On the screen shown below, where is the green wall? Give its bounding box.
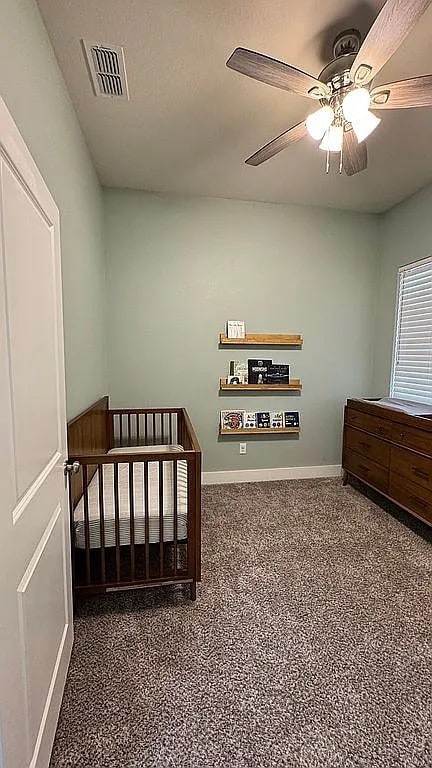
[105,190,379,472]
[373,183,432,397]
[0,0,106,418]
[4,0,427,443]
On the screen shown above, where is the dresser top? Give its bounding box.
[347,397,432,431]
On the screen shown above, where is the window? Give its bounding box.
[390,257,432,404]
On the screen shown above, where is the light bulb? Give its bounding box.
[352,111,381,143]
[342,87,370,123]
[319,125,343,152]
[306,106,334,141]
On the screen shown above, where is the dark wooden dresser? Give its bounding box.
[342,398,432,526]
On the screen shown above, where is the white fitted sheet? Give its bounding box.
[74,445,188,549]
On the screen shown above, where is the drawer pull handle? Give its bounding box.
[399,432,406,440]
[409,495,428,510]
[358,441,369,450]
[412,467,429,480]
[358,464,370,474]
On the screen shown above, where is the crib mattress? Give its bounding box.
[74,445,188,549]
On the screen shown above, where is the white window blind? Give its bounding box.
[390,257,432,404]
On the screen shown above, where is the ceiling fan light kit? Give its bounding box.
[226,0,432,177]
[341,87,370,122]
[352,111,382,143]
[305,106,334,140]
[319,125,343,153]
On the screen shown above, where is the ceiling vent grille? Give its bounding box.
[82,40,129,99]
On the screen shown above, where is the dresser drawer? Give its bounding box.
[390,446,432,492]
[344,449,389,493]
[390,473,432,525]
[391,424,432,457]
[344,426,390,467]
[345,408,392,439]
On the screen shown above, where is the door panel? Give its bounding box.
[0,97,73,768]
[17,507,66,753]
[2,163,59,499]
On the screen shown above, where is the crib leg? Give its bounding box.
[342,471,349,487]
[189,581,197,601]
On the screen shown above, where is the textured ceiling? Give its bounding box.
[37,0,432,212]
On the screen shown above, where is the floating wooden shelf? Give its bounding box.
[220,427,300,435]
[219,333,303,346]
[219,378,302,391]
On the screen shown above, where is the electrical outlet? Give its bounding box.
[239,442,247,455]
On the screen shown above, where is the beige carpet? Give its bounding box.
[50,478,432,768]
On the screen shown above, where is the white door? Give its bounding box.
[0,98,73,768]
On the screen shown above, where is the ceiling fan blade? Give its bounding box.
[245,121,307,166]
[343,130,367,176]
[350,0,432,86]
[371,74,432,108]
[227,48,330,99]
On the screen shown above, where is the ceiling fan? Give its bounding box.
[226,0,432,175]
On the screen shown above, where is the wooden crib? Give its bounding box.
[67,396,201,601]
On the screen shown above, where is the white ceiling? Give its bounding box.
[37,0,432,213]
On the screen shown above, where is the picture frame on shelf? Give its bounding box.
[267,364,290,385]
[257,412,271,429]
[284,412,300,428]
[270,411,283,428]
[244,412,257,429]
[248,359,272,384]
[220,410,245,430]
[229,360,248,384]
[227,320,246,339]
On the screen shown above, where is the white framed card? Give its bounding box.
[227,320,245,339]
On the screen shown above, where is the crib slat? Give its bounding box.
[152,413,156,444]
[144,414,148,445]
[161,414,165,444]
[68,469,76,585]
[187,457,197,582]
[173,460,178,577]
[114,463,121,581]
[129,462,135,580]
[144,462,150,579]
[119,414,123,447]
[169,413,173,445]
[82,465,91,585]
[159,460,164,577]
[128,413,132,445]
[136,414,140,445]
[98,464,106,584]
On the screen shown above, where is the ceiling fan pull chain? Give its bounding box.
[339,140,344,174]
[325,150,330,174]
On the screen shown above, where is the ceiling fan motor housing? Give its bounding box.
[319,30,364,95]
[317,31,367,138]
[333,29,362,59]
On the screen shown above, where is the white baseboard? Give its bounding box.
[202,465,342,485]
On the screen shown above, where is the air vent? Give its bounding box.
[82,40,129,99]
